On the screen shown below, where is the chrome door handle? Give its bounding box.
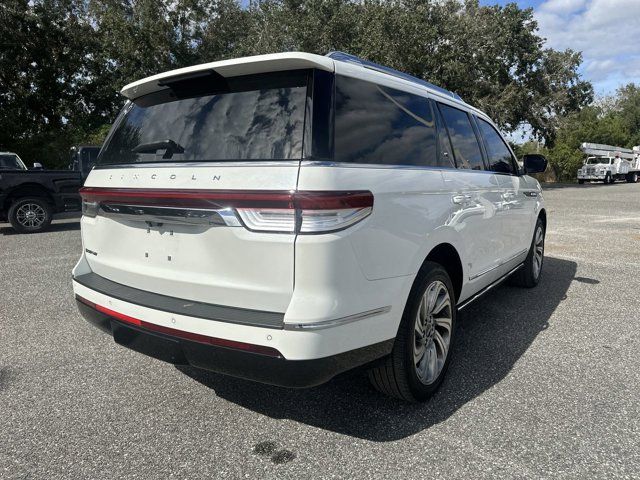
[452,194,472,205]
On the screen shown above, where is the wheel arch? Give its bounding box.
[538,208,547,230]
[421,243,463,303]
[3,183,55,211]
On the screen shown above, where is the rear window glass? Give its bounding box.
[334,75,438,167]
[98,71,308,165]
[0,154,24,170]
[438,103,485,170]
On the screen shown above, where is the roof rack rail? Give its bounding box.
[326,51,463,102]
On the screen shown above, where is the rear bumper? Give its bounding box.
[76,299,393,388]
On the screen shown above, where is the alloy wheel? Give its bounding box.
[413,280,453,385]
[532,225,544,279]
[15,203,46,228]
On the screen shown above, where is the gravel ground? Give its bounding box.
[1,182,639,479]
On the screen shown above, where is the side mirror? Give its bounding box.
[32,162,43,170]
[522,154,547,174]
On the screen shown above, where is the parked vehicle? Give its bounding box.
[72,52,547,402]
[0,152,29,171]
[0,146,99,233]
[577,143,640,184]
[69,145,100,178]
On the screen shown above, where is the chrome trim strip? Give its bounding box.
[283,306,392,331]
[301,160,452,171]
[458,264,524,311]
[300,160,520,176]
[93,160,301,169]
[468,248,528,281]
[99,203,241,227]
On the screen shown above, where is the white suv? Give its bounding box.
[72,52,547,402]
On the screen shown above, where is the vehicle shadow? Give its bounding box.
[178,256,577,442]
[0,220,80,235]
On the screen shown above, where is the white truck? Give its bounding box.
[577,143,640,184]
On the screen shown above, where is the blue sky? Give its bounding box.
[480,0,640,97]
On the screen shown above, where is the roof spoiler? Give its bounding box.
[120,52,334,100]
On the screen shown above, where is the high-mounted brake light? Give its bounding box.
[79,188,374,234]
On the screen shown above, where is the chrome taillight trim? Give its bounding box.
[98,203,242,227]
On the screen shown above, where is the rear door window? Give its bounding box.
[477,118,516,174]
[98,71,308,165]
[438,103,485,170]
[334,75,440,167]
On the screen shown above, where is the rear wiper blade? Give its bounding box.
[132,139,185,159]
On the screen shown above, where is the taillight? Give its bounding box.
[237,191,374,234]
[81,200,99,218]
[299,207,372,233]
[236,208,296,233]
[79,188,373,234]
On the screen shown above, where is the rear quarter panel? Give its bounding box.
[292,163,466,342]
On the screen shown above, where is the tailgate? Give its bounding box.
[80,164,299,313]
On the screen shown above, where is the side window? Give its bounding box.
[477,118,516,174]
[438,103,485,170]
[433,103,455,168]
[334,75,439,167]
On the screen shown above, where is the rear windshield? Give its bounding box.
[98,71,308,165]
[0,154,25,170]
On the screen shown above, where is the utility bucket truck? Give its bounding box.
[577,143,640,184]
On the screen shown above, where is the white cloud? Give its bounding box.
[535,0,640,94]
[539,0,587,14]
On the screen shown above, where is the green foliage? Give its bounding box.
[1,0,595,168]
[614,84,640,147]
[531,84,640,181]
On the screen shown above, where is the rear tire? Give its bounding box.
[8,197,53,233]
[627,173,638,183]
[368,262,456,402]
[578,179,584,184]
[509,218,545,288]
[605,173,612,184]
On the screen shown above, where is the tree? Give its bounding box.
[0,0,96,166]
[529,83,640,181]
[614,84,640,147]
[234,0,593,145]
[0,0,594,168]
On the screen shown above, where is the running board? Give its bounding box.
[457,263,524,311]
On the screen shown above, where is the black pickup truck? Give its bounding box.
[0,146,99,233]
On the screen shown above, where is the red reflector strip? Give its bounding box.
[76,294,96,309]
[75,295,282,357]
[79,187,373,210]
